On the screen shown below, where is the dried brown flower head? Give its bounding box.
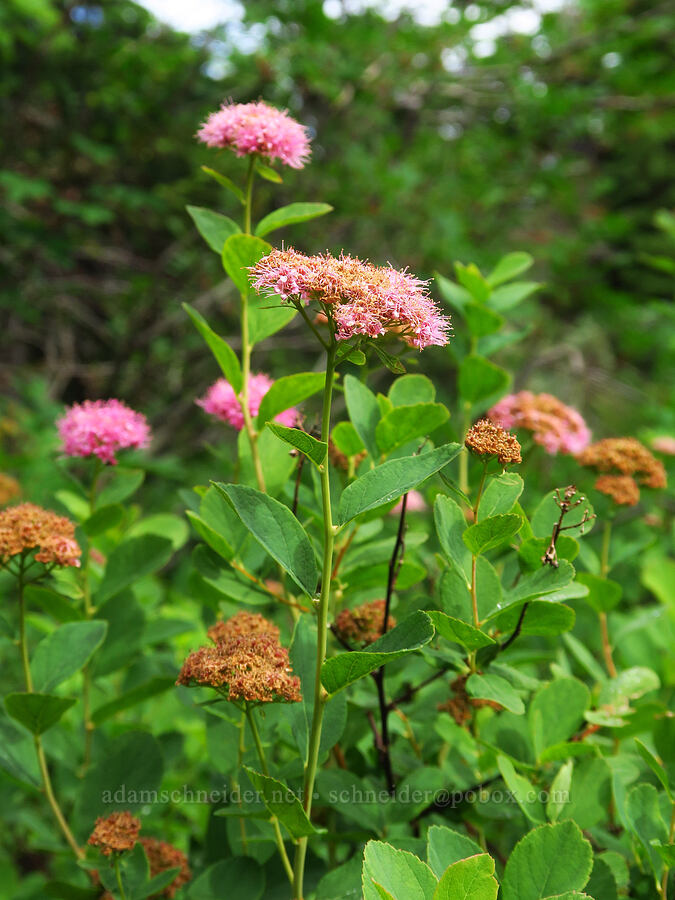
[577,437,666,489]
[0,474,20,506]
[437,675,503,726]
[88,811,141,856]
[140,838,192,898]
[465,419,522,466]
[594,475,640,507]
[328,438,367,472]
[177,633,301,704]
[334,599,396,646]
[0,503,81,568]
[207,611,279,645]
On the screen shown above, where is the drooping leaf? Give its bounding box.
[186,205,240,253]
[255,201,333,237]
[183,302,242,392]
[243,767,318,838]
[266,423,327,468]
[31,620,107,692]
[427,611,494,650]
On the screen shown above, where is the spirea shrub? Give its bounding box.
[1,97,673,900]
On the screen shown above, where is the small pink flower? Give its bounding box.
[197,373,299,431]
[652,435,675,456]
[57,399,151,466]
[196,100,311,169]
[489,391,590,456]
[391,490,426,516]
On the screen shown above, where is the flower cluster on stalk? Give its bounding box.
[197,374,299,431]
[88,811,141,856]
[489,391,591,455]
[0,503,81,568]
[57,399,151,466]
[465,419,522,466]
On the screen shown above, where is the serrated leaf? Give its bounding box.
[434,853,499,900]
[362,841,437,900]
[501,821,593,900]
[463,514,522,555]
[426,825,483,878]
[183,302,242,392]
[255,201,333,237]
[427,611,495,650]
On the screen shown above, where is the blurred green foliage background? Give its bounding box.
[1,0,674,457]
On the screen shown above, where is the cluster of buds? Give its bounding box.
[0,503,81,569]
[177,612,301,704]
[577,437,666,507]
[333,599,396,647]
[465,419,522,466]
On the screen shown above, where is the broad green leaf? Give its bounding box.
[222,233,271,297]
[126,513,189,551]
[488,601,575,638]
[518,536,579,571]
[489,281,541,311]
[183,302,242,392]
[497,756,545,822]
[389,374,436,406]
[321,611,434,694]
[463,303,504,338]
[98,467,144,506]
[91,676,174,725]
[455,262,490,303]
[531,492,595,540]
[362,841,437,900]
[434,853,498,900]
[255,201,333,237]
[31,620,107,692]
[82,504,125,536]
[23,585,81,623]
[256,371,326,426]
[375,403,449,455]
[248,295,296,345]
[200,165,245,203]
[652,843,675,868]
[344,374,381,460]
[332,421,365,457]
[214,483,318,595]
[267,423,327,468]
[0,716,40,787]
[487,251,534,287]
[463,514,522,555]
[243,767,317,838]
[564,758,612,830]
[641,551,675,606]
[238,425,297,497]
[427,611,495,651]
[315,857,363,900]
[434,272,471,313]
[186,205,240,253]
[575,573,621,613]
[599,667,660,708]
[547,761,573,822]
[458,355,510,407]
[495,560,576,615]
[501,821,593,900]
[634,739,672,800]
[5,692,76,735]
[625,782,668,878]
[585,856,619,900]
[478,473,524,520]
[467,673,525,714]
[96,535,174,603]
[187,858,265,900]
[426,825,483,878]
[434,495,471,579]
[338,444,462,526]
[529,678,590,758]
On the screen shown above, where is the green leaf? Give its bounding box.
[531,492,595,540]
[599,667,660,708]
[255,201,333,237]
[31,620,107,692]
[426,825,483,878]
[321,611,434,694]
[5,692,76,735]
[200,165,245,203]
[0,716,40,787]
[96,535,174,603]
[634,739,672,801]
[487,252,534,287]
[126,513,189,552]
[495,560,576,615]
[576,573,622,613]
[427,611,495,651]
[267,423,327,468]
[183,302,242,392]
[82,504,125,536]
[23,585,81,623]
[467,673,525,714]
[434,854,499,900]
[257,371,326,426]
[463,303,504,338]
[332,421,365,457]
[243,766,317,838]
[564,758,612,830]
[434,495,471,578]
[222,233,271,297]
[478,473,524,520]
[463,514,522,555]
[497,755,545,823]
[501,821,593,900]
[187,858,264,900]
[214,483,318,595]
[529,678,591,758]
[455,262,490,303]
[625,782,668,878]
[489,281,541,311]
[97,467,144,506]
[91,676,174,725]
[488,601,575,638]
[376,403,449,455]
[338,444,462,526]
[362,841,437,900]
[372,344,406,374]
[547,761,573,822]
[344,374,382,460]
[255,160,282,183]
[389,374,436,406]
[186,205,240,253]
[458,355,510,407]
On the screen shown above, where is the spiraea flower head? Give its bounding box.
[489,391,591,455]
[334,599,396,646]
[88,811,141,856]
[465,419,522,466]
[0,473,20,506]
[207,611,280,645]
[250,248,451,350]
[140,838,192,898]
[197,100,311,169]
[0,503,81,568]
[577,437,666,490]
[177,632,301,704]
[652,435,675,456]
[57,399,151,466]
[595,475,640,507]
[197,374,299,432]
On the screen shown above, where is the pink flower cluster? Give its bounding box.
[250,248,450,349]
[489,391,591,455]
[57,399,151,466]
[197,374,299,431]
[196,100,311,169]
